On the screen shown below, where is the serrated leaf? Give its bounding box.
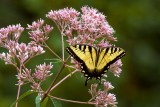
[11,90,35,107]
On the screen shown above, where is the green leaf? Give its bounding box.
[35,95,41,107]
[51,98,62,107]
[41,97,49,107]
[11,90,35,107]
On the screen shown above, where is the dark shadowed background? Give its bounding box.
[0,0,160,107]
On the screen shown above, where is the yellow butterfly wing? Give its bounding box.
[66,45,126,85]
[66,45,97,76]
[96,47,126,73]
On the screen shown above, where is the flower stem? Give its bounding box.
[15,64,22,107]
[41,61,66,102]
[61,32,64,61]
[15,84,21,107]
[49,95,95,105]
[51,70,77,91]
[43,41,62,60]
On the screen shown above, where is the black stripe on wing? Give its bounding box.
[66,45,91,75]
[66,45,98,85]
[102,48,126,72]
[66,46,83,63]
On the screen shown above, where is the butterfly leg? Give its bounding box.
[85,77,91,86]
[85,79,88,86]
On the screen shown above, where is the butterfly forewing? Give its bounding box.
[66,45,97,72]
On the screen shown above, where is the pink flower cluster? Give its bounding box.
[46,6,122,76]
[0,25,45,64]
[19,63,53,91]
[33,63,53,81]
[89,82,117,107]
[46,6,116,47]
[27,19,53,44]
[0,19,53,91]
[46,7,79,35]
[109,60,123,77]
[0,24,24,46]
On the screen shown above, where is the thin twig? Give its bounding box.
[65,64,76,69]
[51,70,77,91]
[88,94,98,102]
[43,41,62,60]
[41,56,71,102]
[24,55,37,65]
[54,21,65,61]
[15,84,21,107]
[48,95,96,105]
[65,55,71,62]
[61,32,64,61]
[12,63,20,72]
[41,61,66,102]
[15,63,23,107]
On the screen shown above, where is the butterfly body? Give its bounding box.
[66,44,126,85]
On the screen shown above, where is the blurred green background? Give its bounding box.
[0,0,160,107]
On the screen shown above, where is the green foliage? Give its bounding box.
[35,95,41,107]
[41,97,49,107]
[11,90,35,107]
[51,99,62,107]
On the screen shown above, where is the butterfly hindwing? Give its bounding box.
[96,47,126,73]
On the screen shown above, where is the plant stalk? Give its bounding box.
[41,61,66,102]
